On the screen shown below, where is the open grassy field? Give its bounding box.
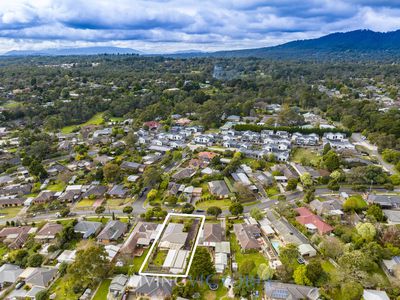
[196,199,232,210]
[93,279,111,300]
[291,148,321,166]
[61,112,105,134]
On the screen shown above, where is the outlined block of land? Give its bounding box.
[139,213,205,278]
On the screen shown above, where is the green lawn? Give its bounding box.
[76,199,96,207]
[47,180,66,192]
[0,206,22,219]
[196,199,232,210]
[230,234,268,276]
[93,279,111,300]
[61,112,105,133]
[49,277,80,300]
[110,117,124,122]
[106,198,131,208]
[266,186,279,197]
[152,250,167,266]
[291,148,320,166]
[130,248,150,274]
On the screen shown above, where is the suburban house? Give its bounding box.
[201,223,224,247]
[0,226,33,249]
[74,221,102,239]
[34,223,63,242]
[208,180,230,199]
[264,282,319,300]
[198,151,218,162]
[20,267,58,288]
[233,223,261,251]
[309,199,343,217]
[97,220,128,244]
[295,207,333,235]
[0,264,23,288]
[81,185,107,199]
[107,185,128,198]
[120,222,161,256]
[33,191,56,204]
[159,223,188,250]
[127,275,174,300]
[109,274,128,299]
[382,256,400,279]
[367,194,400,209]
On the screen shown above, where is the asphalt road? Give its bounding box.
[351,132,397,175]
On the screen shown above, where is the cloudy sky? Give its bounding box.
[1,0,400,54]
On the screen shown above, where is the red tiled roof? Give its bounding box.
[198,151,218,160]
[143,121,160,128]
[295,207,333,234]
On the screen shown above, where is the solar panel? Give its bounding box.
[393,256,400,263]
[271,289,289,299]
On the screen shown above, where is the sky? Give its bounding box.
[1,0,400,54]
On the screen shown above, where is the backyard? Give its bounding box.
[92,279,111,300]
[61,112,105,134]
[291,148,320,166]
[230,234,268,276]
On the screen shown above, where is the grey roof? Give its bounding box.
[264,282,318,300]
[110,274,128,293]
[233,224,261,250]
[368,194,400,209]
[25,268,57,287]
[97,220,127,241]
[0,264,23,284]
[82,185,107,198]
[107,185,128,197]
[133,275,174,298]
[160,223,188,245]
[203,223,224,244]
[208,180,229,197]
[74,221,102,239]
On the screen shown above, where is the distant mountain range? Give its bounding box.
[168,29,400,59]
[4,30,400,59]
[4,46,142,56]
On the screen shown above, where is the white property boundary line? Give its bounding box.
[138,212,206,278]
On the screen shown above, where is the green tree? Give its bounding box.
[356,222,376,241]
[27,253,44,267]
[189,247,215,279]
[123,206,133,214]
[103,163,121,182]
[95,206,105,215]
[68,242,111,287]
[323,150,340,172]
[366,204,384,222]
[305,260,328,286]
[240,259,255,275]
[293,265,312,286]
[207,206,222,218]
[340,281,363,300]
[300,172,313,188]
[286,178,298,191]
[229,202,243,216]
[250,207,264,220]
[35,290,49,300]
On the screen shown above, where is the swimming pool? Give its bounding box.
[270,239,281,254]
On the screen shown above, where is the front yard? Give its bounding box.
[196,199,232,210]
[0,206,23,219]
